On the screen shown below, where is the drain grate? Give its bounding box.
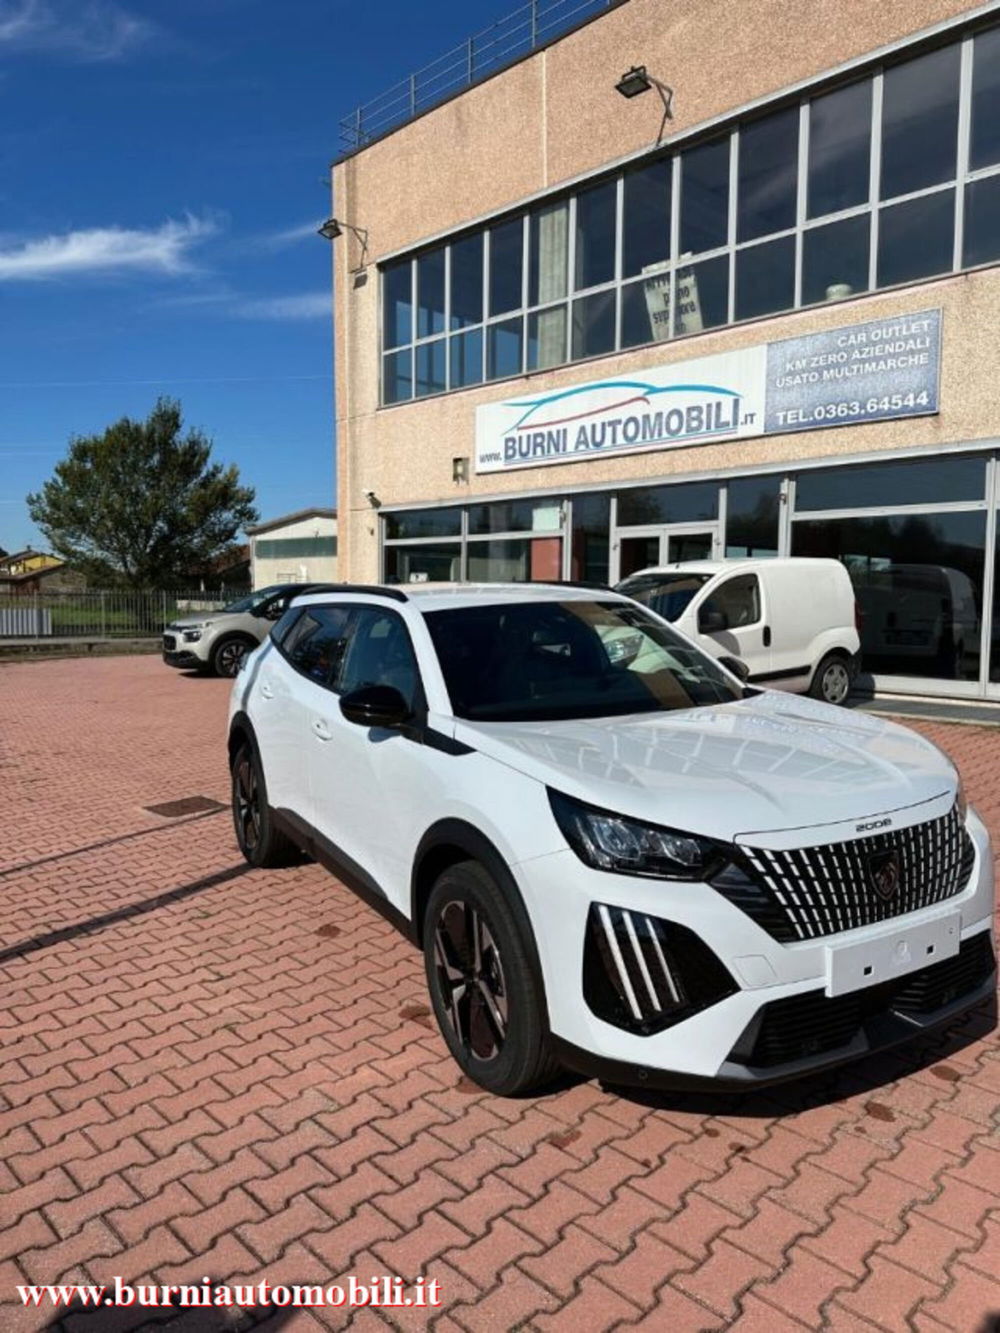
[144,795,226,818]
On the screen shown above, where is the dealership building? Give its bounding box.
[330,0,1000,700]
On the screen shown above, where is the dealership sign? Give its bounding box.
[474,308,941,474]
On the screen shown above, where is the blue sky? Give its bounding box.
[0,0,497,554]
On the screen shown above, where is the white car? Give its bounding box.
[227,583,995,1095]
[617,557,861,705]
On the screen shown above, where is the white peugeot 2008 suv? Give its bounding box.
[227,583,996,1096]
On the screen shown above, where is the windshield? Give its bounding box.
[425,599,743,722]
[223,585,287,614]
[616,572,712,622]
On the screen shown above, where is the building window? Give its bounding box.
[725,476,780,557]
[380,20,1000,405]
[255,536,338,560]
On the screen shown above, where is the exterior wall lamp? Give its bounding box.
[318,217,370,270]
[615,66,674,141]
[452,456,470,484]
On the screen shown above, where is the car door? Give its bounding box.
[261,604,353,825]
[693,572,770,677]
[307,604,429,909]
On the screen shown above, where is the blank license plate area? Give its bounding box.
[826,913,961,998]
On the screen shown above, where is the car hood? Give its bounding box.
[168,612,232,630]
[456,690,956,841]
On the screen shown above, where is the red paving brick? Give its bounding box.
[0,656,998,1330]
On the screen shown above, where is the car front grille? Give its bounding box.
[583,904,737,1035]
[714,804,974,943]
[162,634,177,651]
[734,931,995,1068]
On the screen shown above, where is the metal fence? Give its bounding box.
[0,590,235,640]
[338,0,622,153]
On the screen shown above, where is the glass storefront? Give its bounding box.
[382,451,1000,698]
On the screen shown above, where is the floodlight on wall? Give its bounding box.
[615,65,674,142]
[452,456,470,484]
[318,217,370,270]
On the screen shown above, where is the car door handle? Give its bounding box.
[312,719,333,741]
[763,625,772,648]
[260,681,274,699]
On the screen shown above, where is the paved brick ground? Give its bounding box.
[1,655,998,1333]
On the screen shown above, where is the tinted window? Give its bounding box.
[416,248,445,338]
[270,606,303,647]
[738,107,798,241]
[489,217,524,316]
[802,214,870,305]
[384,507,462,539]
[339,609,420,710]
[383,349,412,404]
[575,179,617,290]
[623,159,671,279]
[382,260,412,348]
[681,137,730,255]
[450,233,483,329]
[282,606,353,688]
[426,600,741,721]
[527,306,567,370]
[702,574,761,628]
[468,499,562,535]
[572,289,616,360]
[964,175,1000,268]
[415,339,446,397]
[808,80,872,218]
[971,26,1000,170]
[450,328,483,387]
[735,234,795,321]
[487,317,523,379]
[877,190,955,289]
[618,481,718,525]
[726,476,780,558]
[795,457,985,510]
[881,44,960,199]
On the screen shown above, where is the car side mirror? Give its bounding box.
[718,655,750,683]
[699,607,729,634]
[339,684,411,729]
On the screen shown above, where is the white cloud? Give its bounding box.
[261,220,324,249]
[0,216,217,281]
[234,291,331,320]
[0,0,153,61]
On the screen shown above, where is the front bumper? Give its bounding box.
[517,805,996,1086]
[162,649,204,670]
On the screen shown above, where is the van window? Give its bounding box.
[616,572,711,621]
[702,574,761,628]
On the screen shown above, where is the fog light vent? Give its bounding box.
[583,904,738,1035]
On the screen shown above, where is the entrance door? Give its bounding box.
[615,525,718,582]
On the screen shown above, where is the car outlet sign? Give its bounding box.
[473,308,941,474]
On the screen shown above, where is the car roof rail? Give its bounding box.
[537,579,617,593]
[291,582,409,603]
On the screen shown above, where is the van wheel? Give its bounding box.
[423,861,560,1096]
[230,744,298,867]
[810,653,851,706]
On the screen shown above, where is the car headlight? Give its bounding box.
[955,775,967,823]
[182,629,203,642]
[548,789,728,881]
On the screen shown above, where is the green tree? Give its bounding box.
[27,399,258,589]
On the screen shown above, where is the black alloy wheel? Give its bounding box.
[214,637,252,677]
[423,860,560,1095]
[232,748,261,857]
[230,743,298,868]
[433,900,510,1063]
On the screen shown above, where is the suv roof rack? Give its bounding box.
[291,582,409,603]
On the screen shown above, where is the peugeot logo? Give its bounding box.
[867,848,901,902]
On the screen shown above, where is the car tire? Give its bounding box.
[230,743,298,868]
[423,860,560,1096]
[809,652,852,706]
[212,635,256,678]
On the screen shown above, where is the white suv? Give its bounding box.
[227,583,995,1095]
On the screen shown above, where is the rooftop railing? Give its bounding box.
[337,0,623,156]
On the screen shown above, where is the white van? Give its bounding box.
[616,557,861,704]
